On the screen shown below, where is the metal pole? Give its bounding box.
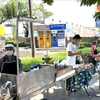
[28,0,35,57]
[16,0,20,97]
[96,63,100,97]
[42,0,48,56]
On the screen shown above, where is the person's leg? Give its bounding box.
[66,77,72,95]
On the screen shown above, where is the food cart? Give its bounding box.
[0,1,76,100]
[1,1,98,99]
[0,62,75,100]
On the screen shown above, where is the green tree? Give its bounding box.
[0,0,53,40]
[0,0,28,40]
[43,0,100,20]
[43,0,54,5]
[42,0,99,6]
[79,0,100,20]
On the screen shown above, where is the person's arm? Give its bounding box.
[68,51,82,56]
[67,43,82,56]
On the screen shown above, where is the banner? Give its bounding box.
[0,26,5,36]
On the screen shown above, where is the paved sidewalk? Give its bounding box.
[67,73,100,100]
[31,73,100,100]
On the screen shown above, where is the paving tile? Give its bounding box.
[31,72,100,100]
[66,96,77,100]
[90,97,100,100]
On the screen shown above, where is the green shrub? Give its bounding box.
[6,41,31,47]
[79,42,91,48]
[50,52,66,63]
[6,41,15,45]
[21,57,43,72]
[21,52,66,72]
[18,42,30,47]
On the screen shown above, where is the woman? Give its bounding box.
[91,41,97,54]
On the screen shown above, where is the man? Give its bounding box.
[0,44,23,100]
[66,34,82,94]
[66,34,82,66]
[0,44,23,74]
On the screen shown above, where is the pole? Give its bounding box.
[42,0,48,56]
[16,0,20,97]
[96,63,100,97]
[28,0,35,57]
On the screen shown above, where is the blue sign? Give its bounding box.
[96,18,100,27]
[49,24,66,30]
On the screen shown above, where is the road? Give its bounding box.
[16,47,66,58]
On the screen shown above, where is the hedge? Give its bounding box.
[21,52,66,72]
[6,41,31,47]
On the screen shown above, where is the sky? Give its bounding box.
[34,0,96,28]
[0,0,96,35]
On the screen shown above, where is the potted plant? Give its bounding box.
[42,55,52,64]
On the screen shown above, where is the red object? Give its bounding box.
[97,5,100,11]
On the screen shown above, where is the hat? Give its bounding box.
[5,44,15,50]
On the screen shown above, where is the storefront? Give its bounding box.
[35,25,51,48]
[50,24,66,47]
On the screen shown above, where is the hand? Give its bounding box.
[77,51,82,55]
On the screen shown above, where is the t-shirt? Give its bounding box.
[91,45,96,54]
[65,42,76,66]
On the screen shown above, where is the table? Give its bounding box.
[71,68,92,95]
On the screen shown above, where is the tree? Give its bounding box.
[0,0,53,39]
[42,0,100,6]
[79,0,100,20]
[43,0,54,5]
[0,0,28,40]
[43,0,100,20]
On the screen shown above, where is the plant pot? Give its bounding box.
[42,57,52,64]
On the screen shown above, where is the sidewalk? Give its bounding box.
[67,73,100,100]
[31,73,100,100]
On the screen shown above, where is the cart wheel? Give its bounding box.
[40,98,48,100]
[13,95,18,100]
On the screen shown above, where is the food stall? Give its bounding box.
[0,1,98,100]
[0,1,76,100]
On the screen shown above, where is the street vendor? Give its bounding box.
[65,34,82,94]
[0,44,23,74]
[0,44,23,100]
[66,34,82,66]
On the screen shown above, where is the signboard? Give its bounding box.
[0,26,5,36]
[96,18,100,27]
[0,37,5,52]
[58,39,65,47]
[36,25,49,31]
[49,24,66,30]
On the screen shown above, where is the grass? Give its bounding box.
[77,47,91,54]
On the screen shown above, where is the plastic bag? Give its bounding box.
[0,81,16,99]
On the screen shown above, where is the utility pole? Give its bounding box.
[28,0,35,57]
